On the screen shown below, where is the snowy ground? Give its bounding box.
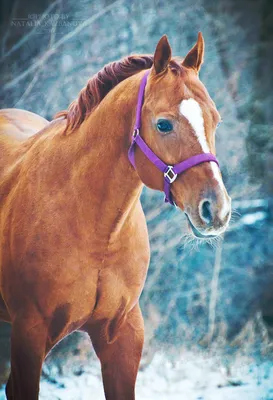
[1,351,273,400]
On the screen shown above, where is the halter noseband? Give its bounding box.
[128,70,219,206]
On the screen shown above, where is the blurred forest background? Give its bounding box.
[0,0,273,398]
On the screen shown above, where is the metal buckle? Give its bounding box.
[133,128,139,138]
[164,166,177,184]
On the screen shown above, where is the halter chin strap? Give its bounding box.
[128,70,219,206]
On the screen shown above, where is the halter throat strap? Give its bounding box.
[128,70,219,206]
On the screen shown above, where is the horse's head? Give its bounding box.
[134,34,231,238]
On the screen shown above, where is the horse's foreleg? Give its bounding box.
[85,303,144,400]
[5,316,49,400]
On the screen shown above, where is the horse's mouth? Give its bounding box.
[185,214,218,239]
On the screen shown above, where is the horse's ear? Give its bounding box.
[152,35,172,75]
[182,32,204,73]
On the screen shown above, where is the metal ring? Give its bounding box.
[164,166,178,184]
[133,129,139,138]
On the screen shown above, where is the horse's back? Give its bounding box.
[0,109,49,142]
[0,109,49,176]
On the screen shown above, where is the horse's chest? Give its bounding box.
[92,231,150,320]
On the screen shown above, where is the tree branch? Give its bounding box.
[3,0,123,91]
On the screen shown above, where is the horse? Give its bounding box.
[0,33,231,399]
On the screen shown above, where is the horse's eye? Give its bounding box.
[156,119,173,134]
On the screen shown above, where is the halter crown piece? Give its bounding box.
[128,70,219,206]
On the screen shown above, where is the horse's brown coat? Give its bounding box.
[0,34,230,399]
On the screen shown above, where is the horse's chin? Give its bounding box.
[185,214,219,239]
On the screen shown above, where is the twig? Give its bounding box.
[48,4,61,49]
[15,72,40,107]
[207,236,224,344]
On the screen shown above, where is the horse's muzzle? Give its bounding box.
[185,192,231,238]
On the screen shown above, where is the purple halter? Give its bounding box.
[128,70,219,206]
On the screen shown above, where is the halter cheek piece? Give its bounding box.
[128,70,219,206]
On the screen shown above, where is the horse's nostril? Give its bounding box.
[200,200,213,225]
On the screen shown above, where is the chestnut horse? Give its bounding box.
[0,33,231,399]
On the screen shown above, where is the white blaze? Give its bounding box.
[180,98,209,153]
[179,98,229,219]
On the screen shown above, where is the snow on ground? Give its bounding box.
[240,211,267,225]
[1,351,273,399]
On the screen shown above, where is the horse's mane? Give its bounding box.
[55,54,182,134]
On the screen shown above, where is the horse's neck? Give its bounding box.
[72,72,145,238]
